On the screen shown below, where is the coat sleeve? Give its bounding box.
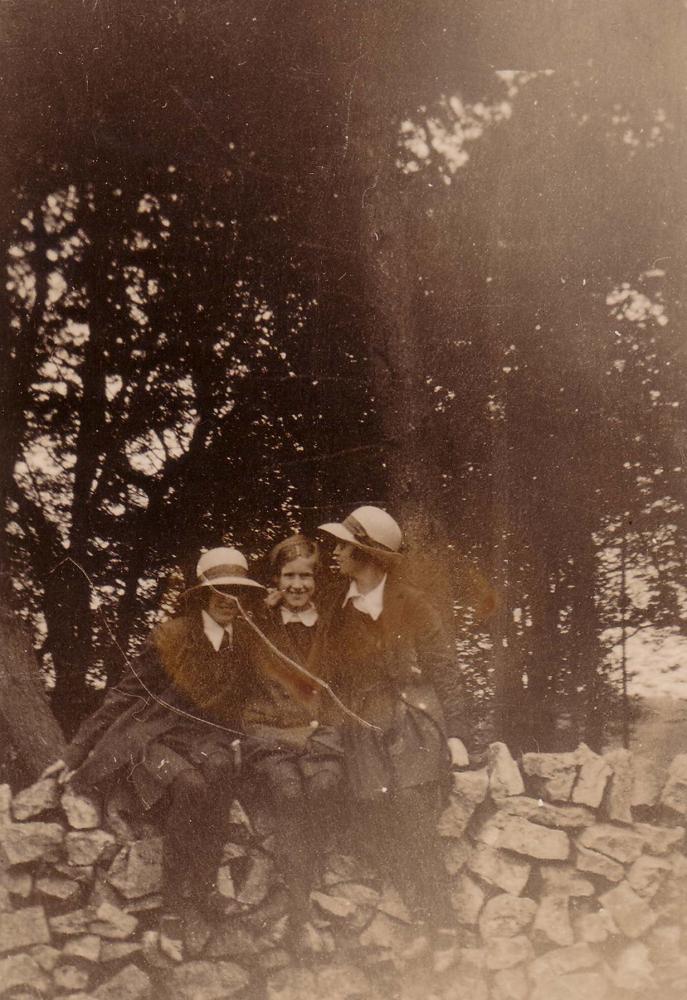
[62,637,168,770]
[412,595,471,745]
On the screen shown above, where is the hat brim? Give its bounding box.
[317,522,403,559]
[194,575,264,590]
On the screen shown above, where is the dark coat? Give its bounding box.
[241,606,342,760]
[64,612,258,807]
[309,576,468,798]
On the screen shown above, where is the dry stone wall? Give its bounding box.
[0,745,686,1000]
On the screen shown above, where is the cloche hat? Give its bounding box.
[318,505,403,559]
[194,547,263,590]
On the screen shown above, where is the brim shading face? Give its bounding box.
[318,522,357,545]
[317,522,402,559]
[194,576,264,590]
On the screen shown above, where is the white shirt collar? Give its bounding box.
[280,605,319,627]
[202,609,233,651]
[342,574,387,621]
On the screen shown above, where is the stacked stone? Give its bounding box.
[0,748,686,1000]
[436,744,687,1000]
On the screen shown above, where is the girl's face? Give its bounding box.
[206,586,240,627]
[278,555,316,611]
[333,541,358,578]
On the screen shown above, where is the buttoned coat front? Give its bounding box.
[309,575,468,799]
[64,612,258,807]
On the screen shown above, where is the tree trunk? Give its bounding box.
[0,606,65,783]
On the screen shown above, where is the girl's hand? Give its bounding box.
[265,588,285,609]
[447,737,470,769]
[39,759,74,785]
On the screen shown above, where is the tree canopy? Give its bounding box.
[1,0,685,753]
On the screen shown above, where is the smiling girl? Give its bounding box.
[241,534,343,950]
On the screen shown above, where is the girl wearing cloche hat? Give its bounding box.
[41,546,263,961]
[313,505,470,943]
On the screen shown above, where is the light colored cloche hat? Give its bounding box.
[318,505,403,559]
[195,547,263,589]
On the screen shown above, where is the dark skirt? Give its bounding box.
[343,683,449,800]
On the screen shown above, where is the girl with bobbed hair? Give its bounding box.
[241,534,343,950]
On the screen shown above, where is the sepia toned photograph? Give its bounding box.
[0,2,686,997]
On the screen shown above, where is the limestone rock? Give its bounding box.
[631,758,660,808]
[452,766,489,801]
[125,893,162,914]
[266,967,316,1000]
[495,816,569,860]
[522,751,578,802]
[12,779,60,821]
[89,901,138,939]
[48,908,93,936]
[574,911,612,944]
[256,948,290,973]
[487,743,525,798]
[533,894,574,946]
[6,870,32,898]
[484,934,534,970]
[54,964,90,991]
[0,821,64,864]
[599,880,656,938]
[359,912,410,952]
[529,942,599,981]
[443,975,489,1000]
[438,796,479,839]
[467,844,531,895]
[376,883,411,923]
[575,844,624,881]
[61,787,102,830]
[492,965,529,1000]
[0,905,50,954]
[539,864,594,897]
[602,749,634,823]
[531,972,608,1000]
[216,865,236,899]
[30,944,60,972]
[0,785,12,823]
[170,960,249,1000]
[660,753,687,814]
[315,964,371,1000]
[627,854,672,899]
[62,934,101,963]
[65,829,116,866]
[53,862,94,884]
[577,823,645,863]
[443,837,471,875]
[106,837,162,899]
[311,890,356,919]
[449,873,485,925]
[335,882,380,907]
[236,854,272,906]
[36,874,81,903]
[0,953,50,994]
[95,963,151,1000]
[100,941,142,962]
[205,923,258,960]
[611,941,654,991]
[478,894,536,939]
[647,924,682,963]
[635,821,685,855]
[498,797,594,829]
[572,746,611,808]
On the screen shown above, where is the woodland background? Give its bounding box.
[0,1,685,780]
